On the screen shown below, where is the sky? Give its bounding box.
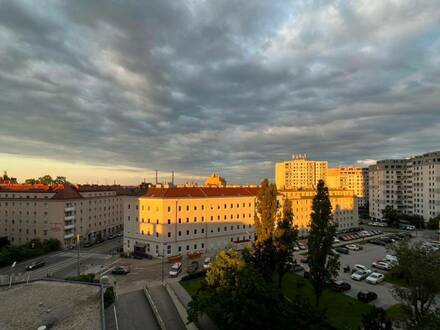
[0,0,439,185]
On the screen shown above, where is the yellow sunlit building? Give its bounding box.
[280,189,359,236]
[123,186,259,258]
[275,154,328,190]
[326,167,369,207]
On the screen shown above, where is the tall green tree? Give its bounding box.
[252,179,279,282]
[307,180,340,306]
[382,205,399,228]
[274,198,298,288]
[391,241,440,329]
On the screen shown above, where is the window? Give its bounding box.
[194,244,197,249]
[167,232,171,237]
[186,245,189,251]
[201,243,204,248]
[168,206,171,212]
[167,219,171,224]
[186,230,189,235]
[167,245,171,254]
[178,231,182,236]
[194,229,197,234]
[178,246,182,252]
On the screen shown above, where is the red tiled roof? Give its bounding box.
[142,186,260,199]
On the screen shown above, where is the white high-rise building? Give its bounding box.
[369,151,440,221]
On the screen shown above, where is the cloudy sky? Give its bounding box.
[0,0,439,184]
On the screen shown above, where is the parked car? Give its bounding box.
[112,265,130,275]
[335,247,349,255]
[203,257,211,270]
[352,264,371,274]
[331,280,351,292]
[333,237,340,243]
[26,260,46,271]
[366,272,384,285]
[169,262,182,277]
[287,260,304,273]
[357,291,378,303]
[351,270,371,281]
[385,255,398,264]
[346,244,361,251]
[299,256,310,264]
[372,261,392,271]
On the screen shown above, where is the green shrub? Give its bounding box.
[65,273,98,283]
[0,239,61,267]
[181,271,205,281]
[104,287,115,308]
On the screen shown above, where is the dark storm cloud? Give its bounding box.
[0,0,439,183]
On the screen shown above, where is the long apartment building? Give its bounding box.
[280,189,359,235]
[0,183,125,248]
[123,186,258,258]
[369,151,440,221]
[326,167,369,207]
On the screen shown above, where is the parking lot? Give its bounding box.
[295,230,434,308]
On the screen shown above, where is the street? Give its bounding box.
[0,238,122,283]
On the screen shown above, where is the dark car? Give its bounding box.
[112,265,130,275]
[335,247,349,255]
[26,260,46,271]
[299,256,309,264]
[357,291,378,303]
[331,280,351,292]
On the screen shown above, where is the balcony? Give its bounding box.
[65,206,75,212]
[65,215,75,221]
[64,224,75,230]
[64,233,74,239]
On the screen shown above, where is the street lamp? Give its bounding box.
[9,261,16,288]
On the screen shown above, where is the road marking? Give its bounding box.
[113,305,119,330]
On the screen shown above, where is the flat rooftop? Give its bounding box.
[0,280,102,330]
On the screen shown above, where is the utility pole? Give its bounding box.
[76,234,80,277]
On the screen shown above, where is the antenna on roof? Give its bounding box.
[155,170,158,185]
[172,170,174,186]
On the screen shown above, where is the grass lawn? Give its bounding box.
[386,304,408,322]
[282,273,373,330]
[180,277,203,297]
[181,273,373,330]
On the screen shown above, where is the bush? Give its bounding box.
[427,216,439,230]
[104,287,115,308]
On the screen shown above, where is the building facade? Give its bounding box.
[369,151,440,221]
[280,189,359,235]
[0,183,124,248]
[326,167,369,207]
[123,187,258,258]
[275,154,328,190]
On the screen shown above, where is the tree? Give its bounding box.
[362,307,393,330]
[252,179,279,282]
[38,175,54,185]
[273,198,298,288]
[391,241,440,328]
[382,206,399,228]
[307,180,340,306]
[188,249,330,330]
[427,214,440,230]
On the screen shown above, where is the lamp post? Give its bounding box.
[161,243,165,285]
[76,234,81,277]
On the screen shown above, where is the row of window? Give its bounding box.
[128,202,254,212]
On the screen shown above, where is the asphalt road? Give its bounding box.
[0,238,122,281]
[111,290,160,330]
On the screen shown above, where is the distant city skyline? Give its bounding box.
[1,1,439,184]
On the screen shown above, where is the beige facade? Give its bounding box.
[369,151,440,221]
[0,184,124,248]
[280,189,359,235]
[275,154,328,190]
[326,167,369,207]
[123,187,258,258]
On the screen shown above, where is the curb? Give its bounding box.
[165,283,198,330]
[144,285,166,330]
